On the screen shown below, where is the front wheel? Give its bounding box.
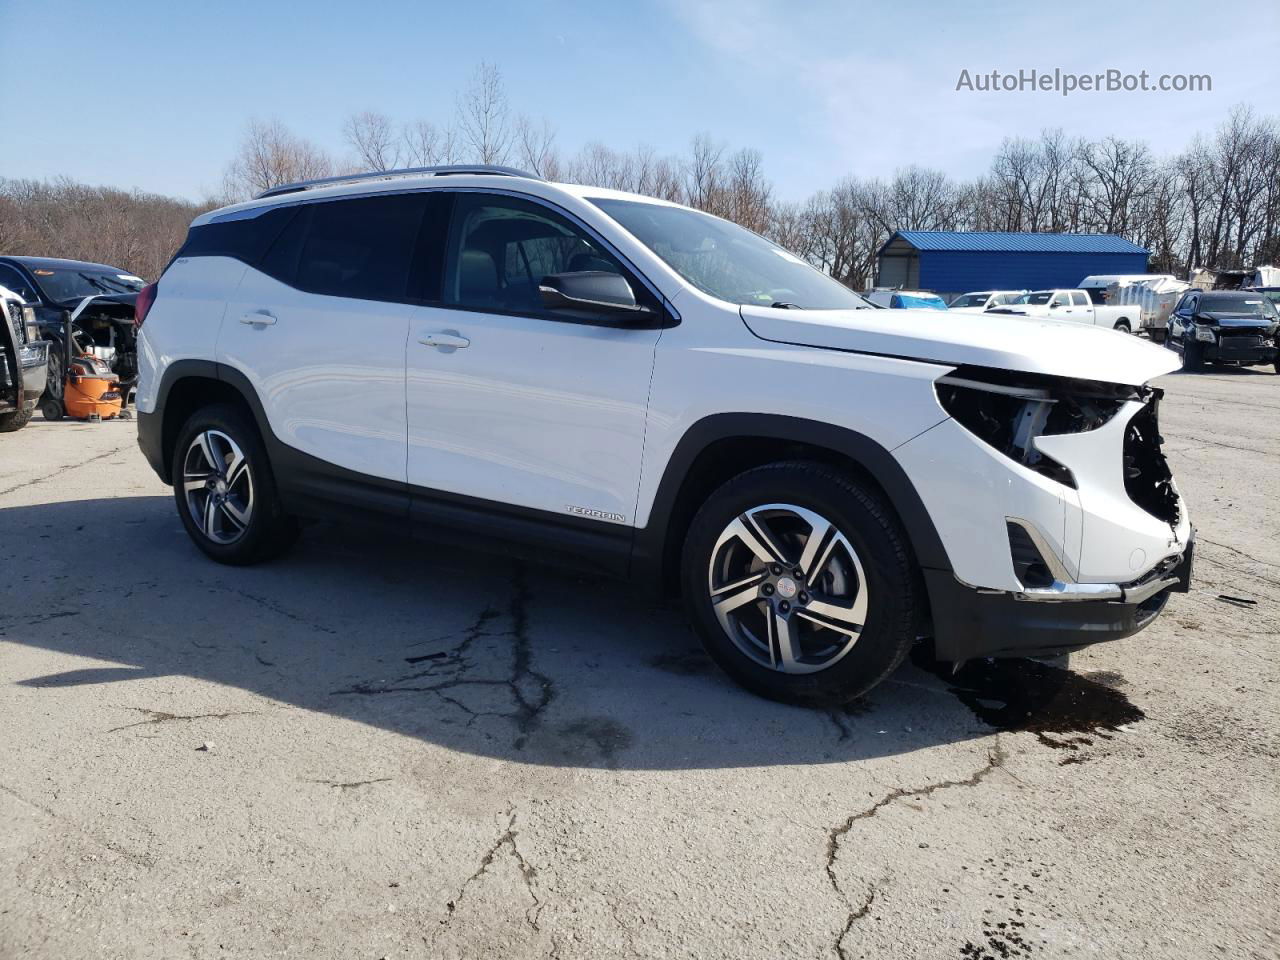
[0,406,33,432]
[1181,339,1203,372]
[39,343,65,421]
[681,461,918,705]
[172,404,298,565]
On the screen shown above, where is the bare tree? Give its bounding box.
[515,115,560,178]
[402,119,461,166]
[456,61,513,165]
[223,119,333,200]
[343,110,401,171]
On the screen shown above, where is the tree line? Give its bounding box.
[2,62,1277,288]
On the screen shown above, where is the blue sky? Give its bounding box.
[2,0,1276,202]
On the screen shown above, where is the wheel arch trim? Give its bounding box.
[633,412,955,587]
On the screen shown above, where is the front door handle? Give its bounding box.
[418,331,470,352]
[240,310,277,326]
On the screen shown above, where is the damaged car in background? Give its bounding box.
[0,256,142,420]
[0,284,50,432]
[1166,289,1280,373]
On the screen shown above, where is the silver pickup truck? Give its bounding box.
[990,288,1139,333]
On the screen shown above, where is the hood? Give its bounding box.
[1199,311,1275,328]
[53,292,137,310]
[740,305,1180,386]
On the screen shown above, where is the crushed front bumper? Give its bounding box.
[926,536,1193,660]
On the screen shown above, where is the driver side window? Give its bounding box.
[443,193,643,319]
[0,264,38,302]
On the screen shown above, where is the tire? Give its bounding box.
[0,406,33,432]
[680,461,918,705]
[1113,320,1131,334]
[1181,339,1203,372]
[1149,328,1167,345]
[39,343,65,421]
[171,403,298,565]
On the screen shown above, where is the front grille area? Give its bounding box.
[1123,396,1180,526]
[5,301,25,345]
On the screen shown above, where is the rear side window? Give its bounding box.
[255,194,432,303]
[1070,292,1089,306]
[293,194,428,302]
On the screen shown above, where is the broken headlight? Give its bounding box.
[1194,325,1216,343]
[935,366,1143,489]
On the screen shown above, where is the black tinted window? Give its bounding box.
[444,193,640,316]
[181,207,297,264]
[0,264,38,302]
[288,194,428,302]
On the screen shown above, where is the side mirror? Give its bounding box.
[539,271,651,318]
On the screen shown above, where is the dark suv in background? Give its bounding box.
[0,256,142,419]
[1167,289,1280,373]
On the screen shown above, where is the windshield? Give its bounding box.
[949,293,991,308]
[590,198,874,310]
[31,267,144,302]
[990,292,1023,306]
[895,293,947,310]
[1202,294,1279,318]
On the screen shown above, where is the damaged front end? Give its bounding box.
[912,363,1192,662]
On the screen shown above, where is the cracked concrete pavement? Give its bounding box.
[1,370,1277,959]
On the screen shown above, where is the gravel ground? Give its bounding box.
[1,368,1276,960]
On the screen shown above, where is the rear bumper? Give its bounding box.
[926,537,1193,661]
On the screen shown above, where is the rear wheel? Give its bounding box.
[172,404,298,565]
[681,461,918,705]
[1113,320,1131,334]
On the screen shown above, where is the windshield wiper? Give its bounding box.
[771,301,802,309]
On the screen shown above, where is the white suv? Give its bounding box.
[135,166,1193,704]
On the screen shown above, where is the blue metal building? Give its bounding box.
[876,231,1150,299]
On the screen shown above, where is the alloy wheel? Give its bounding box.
[182,429,254,545]
[706,503,868,674]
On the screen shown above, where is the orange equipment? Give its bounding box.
[63,353,123,420]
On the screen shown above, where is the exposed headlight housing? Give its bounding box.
[1194,325,1216,343]
[935,366,1146,489]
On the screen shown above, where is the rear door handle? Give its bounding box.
[418,331,470,351]
[240,310,277,326]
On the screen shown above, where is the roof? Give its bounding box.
[195,173,691,228]
[0,255,129,273]
[881,231,1149,255]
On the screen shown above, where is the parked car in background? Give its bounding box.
[0,256,142,420]
[136,165,1192,705]
[1167,289,1279,373]
[865,289,948,310]
[991,288,1139,332]
[947,290,1027,313]
[0,284,50,431]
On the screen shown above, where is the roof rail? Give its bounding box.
[255,165,542,200]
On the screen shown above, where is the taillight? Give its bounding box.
[134,282,158,327]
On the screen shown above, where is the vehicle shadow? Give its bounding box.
[1,495,1077,771]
